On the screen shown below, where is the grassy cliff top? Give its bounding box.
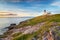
[13,14,60,40]
[16,14,60,28]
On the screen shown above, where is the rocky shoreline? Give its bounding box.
[0,14,60,40]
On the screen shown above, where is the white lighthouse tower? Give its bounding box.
[44,10,47,15]
[43,10,51,15]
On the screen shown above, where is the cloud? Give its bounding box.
[51,1,60,7]
[0,0,21,2]
[2,0,21,2]
[10,0,21,2]
[0,0,43,3]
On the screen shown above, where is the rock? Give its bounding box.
[8,23,16,30]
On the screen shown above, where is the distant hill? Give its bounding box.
[0,12,35,17]
[0,12,18,17]
[1,14,60,40]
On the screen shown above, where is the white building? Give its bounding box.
[43,10,51,15]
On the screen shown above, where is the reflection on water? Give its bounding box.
[0,17,32,35]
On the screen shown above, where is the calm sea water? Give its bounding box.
[0,17,32,35]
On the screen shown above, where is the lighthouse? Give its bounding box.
[44,10,47,15]
[43,10,51,15]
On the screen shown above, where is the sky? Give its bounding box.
[0,0,60,16]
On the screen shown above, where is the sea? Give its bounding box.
[0,17,33,35]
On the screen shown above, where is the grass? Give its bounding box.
[12,32,22,38]
[13,34,34,40]
[13,14,60,40]
[16,14,60,28]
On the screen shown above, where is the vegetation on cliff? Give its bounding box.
[17,14,60,28]
[15,14,60,40]
[12,14,60,40]
[1,14,60,40]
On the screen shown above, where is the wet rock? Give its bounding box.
[8,23,16,30]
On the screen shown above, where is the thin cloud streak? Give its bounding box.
[51,1,60,7]
[0,0,50,3]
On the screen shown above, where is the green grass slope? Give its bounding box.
[13,14,60,40]
[16,14,60,28]
[1,14,60,40]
